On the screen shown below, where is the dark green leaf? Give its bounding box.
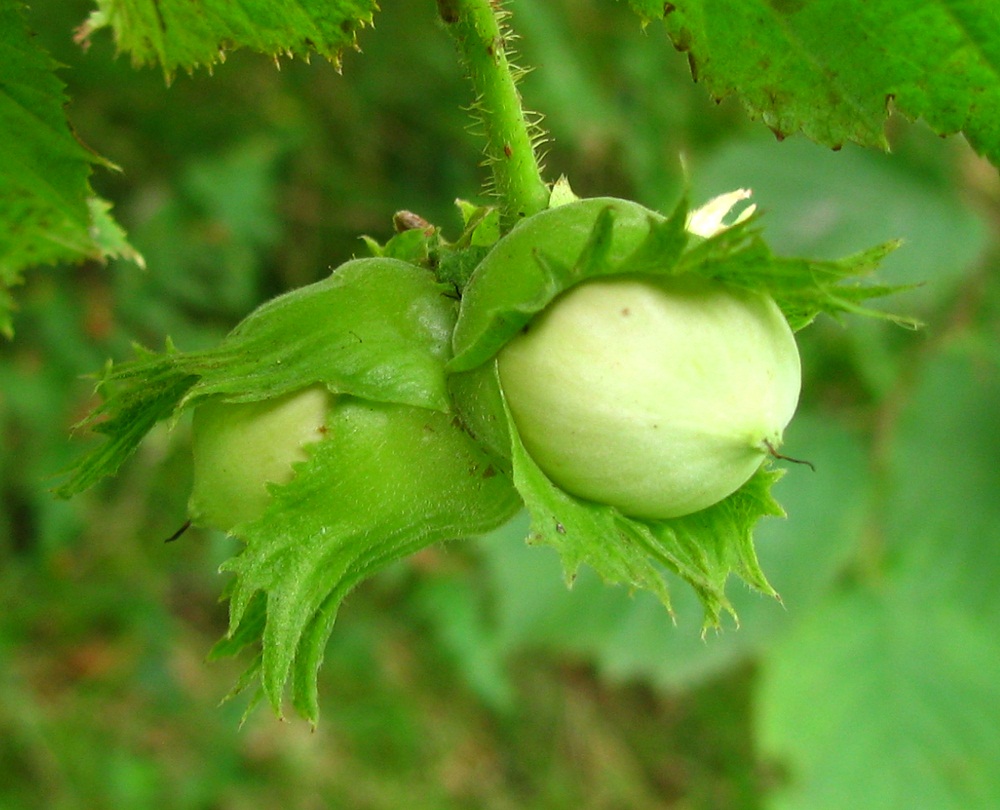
[78,0,378,76]
[642,0,1000,168]
[0,0,135,336]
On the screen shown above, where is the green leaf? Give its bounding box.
[884,341,1000,626]
[361,202,502,292]
[623,0,666,20]
[86,197,145,268]
[759,340,1000,809]
[0,0,135,336]
[641,0,1000,168]
[506,376,783,628]
[759,587,1000,809]
[78,0,378,76]
[221,398,521,723]
[56,258,457,496]
[408,572,515,712]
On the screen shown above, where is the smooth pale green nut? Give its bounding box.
[497,275,801,519]
[188,385,334,531]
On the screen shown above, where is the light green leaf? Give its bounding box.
[623,0,665,19]
[884,340,1000,625]
[86,197,145,268]
[56,258,456,496]
[759,586,1000,810]
[759,338,1000,810]
[0,0,135,336]
[361,201,502,292]
[634,0,1000,168]
[220,398,521,723]
[675,214,915,331]
[78,0,378,75]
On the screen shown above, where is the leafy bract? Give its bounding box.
[675,214,916,332]
[450,198,680,372]
[56,258,456,497]
[628,0,1000,168]
[362,200,503,292]
[216,398,520,723]
[451,196,914,372]
[78,0,377,76]
[0,0,137,337]
[58,255,523,722]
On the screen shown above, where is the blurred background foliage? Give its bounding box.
[2,0,1000,807]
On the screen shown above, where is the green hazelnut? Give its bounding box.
[497,273,801,519]
[188,385,334,531]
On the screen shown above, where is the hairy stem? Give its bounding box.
[438,0,549,229]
